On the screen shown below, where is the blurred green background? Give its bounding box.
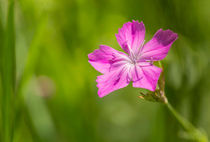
[0,0,210,141]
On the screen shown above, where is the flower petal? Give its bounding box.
[115,20,145,55]
[139,29,178,61]
[88,45,128,74]
[132,65,162,91]
[96,67,130,97]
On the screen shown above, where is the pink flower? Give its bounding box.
[88,20,178,97]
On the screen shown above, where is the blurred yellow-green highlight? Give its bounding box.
[0,0,210,142]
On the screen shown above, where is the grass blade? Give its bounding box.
[1,0,15,141]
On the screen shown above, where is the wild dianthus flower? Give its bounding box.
[88,20,177,97]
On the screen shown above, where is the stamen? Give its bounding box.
[138,40,145,55]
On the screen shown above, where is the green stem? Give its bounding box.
[165,102,208,142]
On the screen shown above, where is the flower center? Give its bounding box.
[128,51,139,65]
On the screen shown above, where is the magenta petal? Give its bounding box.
[88,45,128,74]
[115,20,145,55]
[96,67,129,97]
[140,29,178,61]
[132,65,162,91]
